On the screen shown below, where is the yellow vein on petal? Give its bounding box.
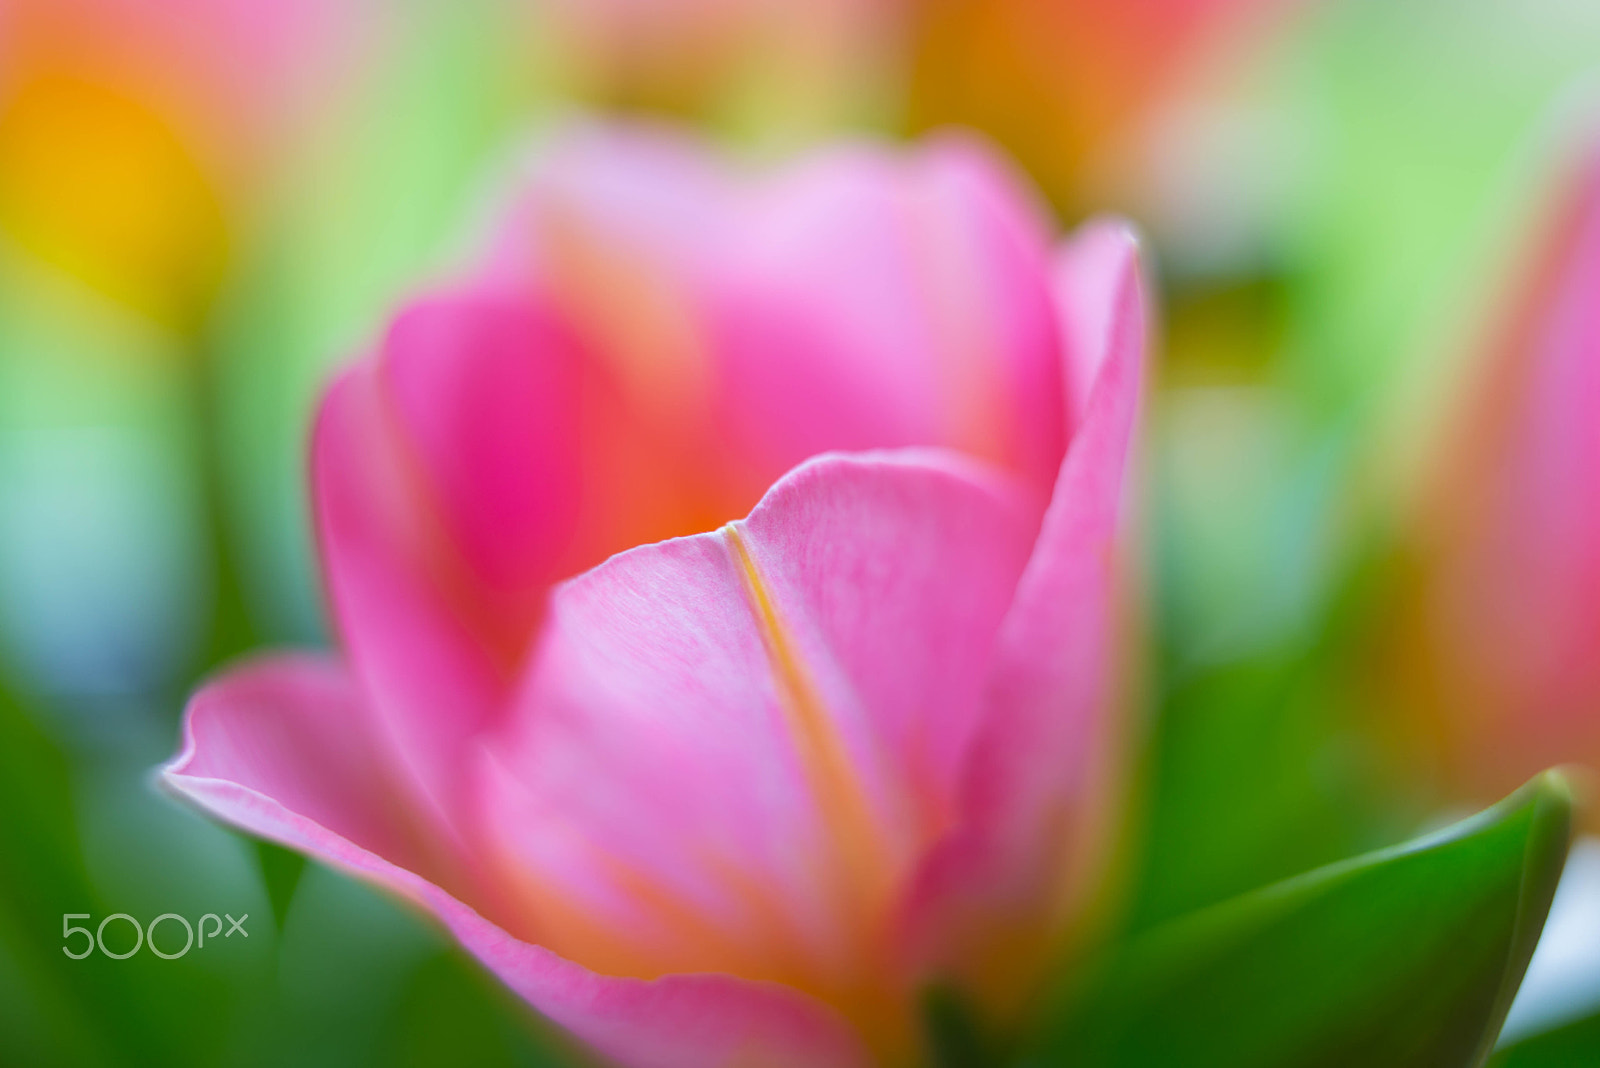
[723,525,897,954]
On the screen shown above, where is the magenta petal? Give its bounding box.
[312,359,501,830]
[487,121,733,288]
[969,221,1145,830]
[711,136,1067,496]
[737,449,1045,826]
[481,451,1039,1010]
[1472,151,1600,738]
[162,656,870,1068]
[495,124,1067,508]
[163,654,425,874]
[311,294,583,825]
[903,223,1145,989]
[1054,219,1145,431]
[1416,143,1600,793]
[380,293,583,602]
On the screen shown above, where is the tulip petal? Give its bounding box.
[737,448,1047,822]
[381,293,583,604]
[903,222,1145,1004]
[495,125,1067,523]
[311,294,583,825]
[1416,143,1600,797]
[163,654,426,876]
[969,221,1144,847]
[480,450,1039,1043]
[1054,219,1144,431]
[162,655,871,1068]
[712,135,1068,497]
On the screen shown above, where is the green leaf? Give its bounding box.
[1132,511,1417,933]
[1491,1011,1600,1067]
[253,839,307,933]
[1126,649,1402,930]
[1022,772,1574,1068]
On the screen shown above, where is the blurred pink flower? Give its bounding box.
[162,126,1144,1066]
[1397,139,1600,809]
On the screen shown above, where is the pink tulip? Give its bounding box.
[1396,139,1600,808]
[162,125,1145,1066]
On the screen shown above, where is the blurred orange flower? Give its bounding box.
[902,0,1294,214]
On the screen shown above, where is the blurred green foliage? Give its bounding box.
[0,670,587,1068]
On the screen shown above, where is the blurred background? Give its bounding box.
[3,0,1600,1063]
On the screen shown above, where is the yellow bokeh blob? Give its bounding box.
[0,74,228,334]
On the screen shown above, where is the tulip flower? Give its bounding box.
[1388,138,1600,809]
[162,125,1144,1066]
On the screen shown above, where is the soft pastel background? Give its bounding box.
[3,0,1600,1064]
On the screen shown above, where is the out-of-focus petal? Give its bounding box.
[903,222,1145,1012]
[161,654,871,1068]
[311,294,583,825]
[967,221,1143,894]
[488,126,752,562]
[380,293,583,607]
[1054,219,1143,431]
[711,135,1067,498]
[1406,142,1600,801]
[480,451,1040,1057]
[489,125,1067,546]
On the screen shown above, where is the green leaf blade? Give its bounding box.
[1492,1009,1600,1067]
[1025,772,1575,1068]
